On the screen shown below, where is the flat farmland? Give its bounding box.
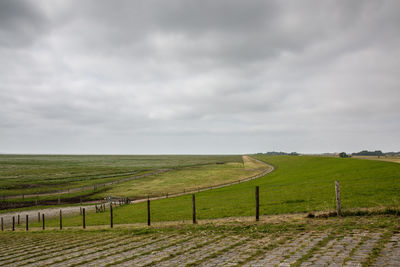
[0,155,242,197]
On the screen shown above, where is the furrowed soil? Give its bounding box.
[1,215,399,266]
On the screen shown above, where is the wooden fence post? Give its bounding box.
[147,199,151,226]
[1,217,3,231]
[60,210,62,230]
[58,196,60,205]
[255,186,260,221]
[12,216,15,231]
[335,181,341,216]
[80,207,82,215]
[83,208,86,229]
[26,215,28,231]
[110,203,113,228]
[38,212,40,222]
[192,194,197,224]
[18,214,20,225]
[42,214,45,230]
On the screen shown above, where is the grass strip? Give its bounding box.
[68,234,177,267]
[142,235,225,267]
[185,237,250,266]
[342,233,369,265]
[291,231,336,267]
[361,229,396,267]
[236,235,291,266]
[0,234,82,263]
[21,234,132,266]
[103,235,194,266]
[12,234,118,266]
[47,234,152,266]
[0,234,74,257]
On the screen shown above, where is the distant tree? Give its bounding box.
[352,150,384,156]
[339,152,349,158]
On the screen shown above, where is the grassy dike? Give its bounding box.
[24,155,400,228]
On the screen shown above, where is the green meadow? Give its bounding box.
[0,154,242,197]
[25,155,400,228]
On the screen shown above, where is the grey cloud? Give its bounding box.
[0,0,49,47]
[0,0,399,154]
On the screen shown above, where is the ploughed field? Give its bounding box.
[1,215,399,266]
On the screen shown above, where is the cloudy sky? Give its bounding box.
[0,0,399,154]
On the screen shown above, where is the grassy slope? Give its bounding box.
[25,155,400,228]
[90,156,266,199]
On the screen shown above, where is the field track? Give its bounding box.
[1,215,399,266]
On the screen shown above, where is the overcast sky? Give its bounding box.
[0,0,399,154]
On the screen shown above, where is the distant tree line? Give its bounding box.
[257,151,299,156]
[352,150,384,156]
[350,150,400,157]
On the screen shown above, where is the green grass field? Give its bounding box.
[24,155,400,228]
[0,155,242,197]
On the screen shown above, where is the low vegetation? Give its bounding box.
[90,155,267,200]
[0,154,242,197]
[22,155,400,228]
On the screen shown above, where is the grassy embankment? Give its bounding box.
[23,155,400,228]
[89,155,267,200]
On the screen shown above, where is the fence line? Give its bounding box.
[131,160,274,205]
[1,169,171,201]
[0,181,355,231]
[0,160,275,229]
